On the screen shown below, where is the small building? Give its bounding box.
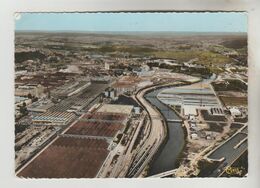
[210,108,224,116]
[113,83,135,95]
[190,123,196,128]
[104,88,117,100]
[183,106,197,116]
[91,77,110,84]
[112,76,141,95]
[189,115,196,121]
[134,107,141,114]
[206,135,213,140]
[104,62,110,70]
[190,133,198,140]
[15,96,31,107]
[229,107,242,117]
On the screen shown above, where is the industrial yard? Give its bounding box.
[14,13,248,178]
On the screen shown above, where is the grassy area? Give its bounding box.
[152,50,234,66]
[221,39,247,49]
[85,45,156,55]
[220,96,247,106]
[49,62,68,70]
[15,124,29,135]
[15,51,46,63]
[84,45,235,67]
[212,79,247,92]
[197,159,221,177]
[205,123,226,133]
[208,66,224,74]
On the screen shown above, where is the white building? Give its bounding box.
[191,133,198,139]
[230,107,242,117]
[105,62,110,70]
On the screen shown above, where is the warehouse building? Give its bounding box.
[51,80,91,98]
[158,87,222,116]
[32,111,76,126]
[97,104,134,115]
[27,99,54,113]
[15,84,45,98]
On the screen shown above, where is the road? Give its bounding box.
[126,85,167,177]
[148,169,178,178]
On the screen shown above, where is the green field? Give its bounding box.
[152,50,234,66]
[84,44,235,67]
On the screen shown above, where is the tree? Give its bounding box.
[19,104,28,115]
[32,97,38,102]
[27,93,33,99]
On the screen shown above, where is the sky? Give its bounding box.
[15,12,247,32]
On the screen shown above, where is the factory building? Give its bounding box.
[157,87,222,116]
[97,104,134,115]
[112,83,135,95]
[210,108,224,116]
[15,84,45,98]
[32,111,76,126]
[27,99,54,113]
[51,80,90,98]
[104,88,117,100]
[91,77,110,84]
[112,76,141,95]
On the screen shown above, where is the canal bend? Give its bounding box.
[144,87,185,176]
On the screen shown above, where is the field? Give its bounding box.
[205,123,227,133]
[212,79,247,93]
[219,96,247,106]
[152,50,234,66]
[17,137,109,178]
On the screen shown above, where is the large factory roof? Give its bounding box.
[17,137,109,178]
[97,104,134,115]
[32,111,76,125]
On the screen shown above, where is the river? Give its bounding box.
[144,74,217,176]
[144,88,185,176]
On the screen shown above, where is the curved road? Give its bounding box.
[126,85,167,177]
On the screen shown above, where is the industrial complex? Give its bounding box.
[15,31,248,178]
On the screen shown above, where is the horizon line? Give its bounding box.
[15,30,247,34]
